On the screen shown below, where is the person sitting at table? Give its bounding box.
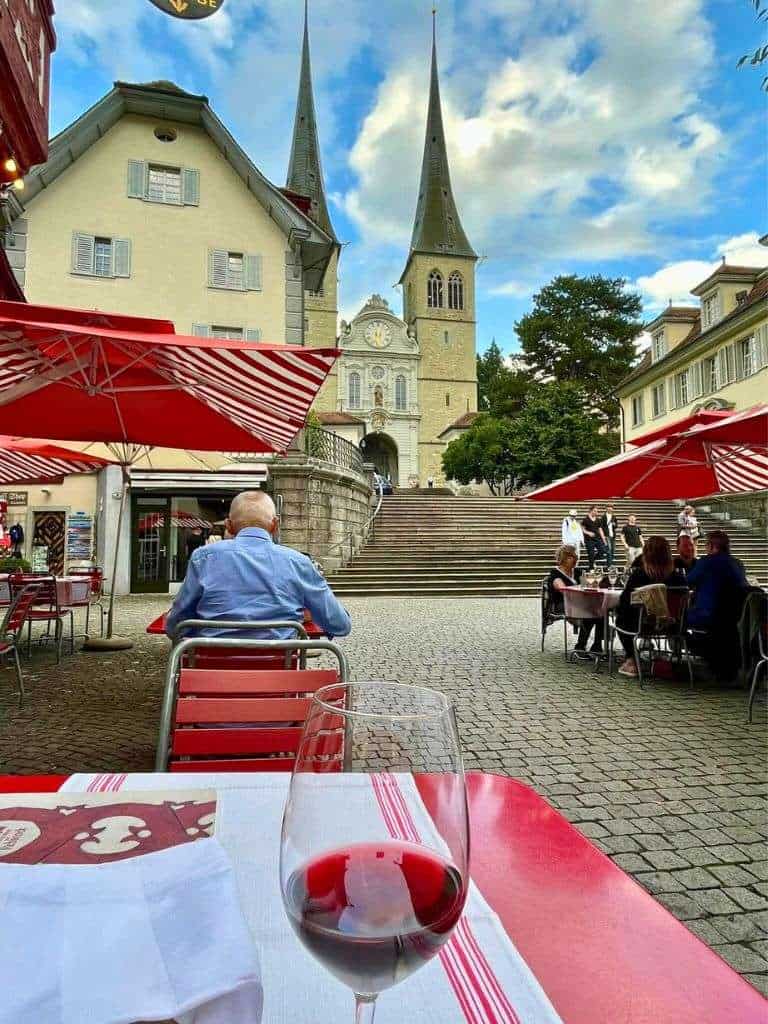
[615,536,686,678]
[674,534,698,574]
[547,544,604,660]
[165,491,351,640]
[686,530,748,681]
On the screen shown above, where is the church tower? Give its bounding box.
[400,16,477,482]
[287,1,339,411]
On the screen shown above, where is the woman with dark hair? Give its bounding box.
[615,536,686,677]
[547,544,604,660]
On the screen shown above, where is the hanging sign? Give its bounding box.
[147,0,226,19]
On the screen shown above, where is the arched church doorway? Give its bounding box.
[361,432,399,485]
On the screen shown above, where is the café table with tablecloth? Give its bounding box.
[0,575,91,607]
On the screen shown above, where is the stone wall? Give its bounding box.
[270,455,374,572]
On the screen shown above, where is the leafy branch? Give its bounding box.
[739,0,768,90]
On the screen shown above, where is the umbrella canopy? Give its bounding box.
[0,301,338,453]
[527,405,768,501]
[628,409,732,446]
[0,436,112,485]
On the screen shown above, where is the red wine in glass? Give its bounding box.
[285,840,467,995]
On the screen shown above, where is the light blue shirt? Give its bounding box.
[165,528,351,640]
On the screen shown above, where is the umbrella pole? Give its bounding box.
[83,464,134,652]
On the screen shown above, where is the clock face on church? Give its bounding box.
[364,320,393,349]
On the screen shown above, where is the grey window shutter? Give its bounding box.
[757,326,768,368]
[717,348,728,388]
[113,238,131,278]
[71,232,95,275]
[733,341,745,380]
[191,323,210,337]
[245,253,262,291]
[690,361,702,399]
[182,167,200,206]
[127,160,147,199]
[208,249,228,288]
[667,378,677,411]
[726,343,737,382]
[245,328,262,341]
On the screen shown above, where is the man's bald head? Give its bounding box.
[226,491,277,536]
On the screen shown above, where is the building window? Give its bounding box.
[348,372,361,409]
[448,271,464,310]
[208,250,262,291]
[651,330,666,363]
[674,370,689,408]
[93,238,112,277]
[701,292,721,329]
[631,394,644,427]
[127,160,200,206]
[702,355,718,393]
[211,326,243,340]
[192,324,261,340]
[147,165,182,204]
[740,336,756,377]
[395,375,407,410]
[308,285,324,298]
[154,126,178,143]
[445,393,451,408]
[443,330,450,345]
[428,270,444,308]
[651,382,666,418]
[71,232,131,279]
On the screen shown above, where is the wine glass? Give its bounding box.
[607,566,618,589]
[280,682,469,1024]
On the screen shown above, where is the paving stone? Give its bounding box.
[612,853,652,873]
[743,974,768,997]
[709,865,762,887]
[671,867,721,890]
[642,849,691,871]
[714,915,768,943]
[693,890,744,916]
[711,944,768,974]
[724,888,768,912]
[634,871,685,895]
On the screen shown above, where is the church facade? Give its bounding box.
[287,13,478,485]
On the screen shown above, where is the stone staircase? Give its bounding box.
[326,492,768,598]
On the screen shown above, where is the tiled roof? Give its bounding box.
[620,272,768,390]
[437,411,479,437]
[317,412,364,426]
[645,305,699,330]
[691,263,763,296]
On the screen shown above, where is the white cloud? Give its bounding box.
[488,279,532,298]
[635,231,767,310]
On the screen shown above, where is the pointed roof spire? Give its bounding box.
[286,0,337,241]
[407,12,475,260]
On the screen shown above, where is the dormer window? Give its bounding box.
[701,292,721,329]
[651,330,666,362]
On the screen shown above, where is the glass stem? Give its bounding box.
[354,994,377,1024]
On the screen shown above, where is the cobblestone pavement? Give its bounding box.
[1,594,766,993]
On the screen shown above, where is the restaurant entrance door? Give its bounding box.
[131,496,171,593]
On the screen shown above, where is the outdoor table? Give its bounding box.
[563,585,622,656]
[0,575,91,607]
[146,610,326,639]
[0,771,763,1024]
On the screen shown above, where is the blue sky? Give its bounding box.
[51,1,766,355]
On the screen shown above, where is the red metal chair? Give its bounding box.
[68,567,106,637]
[156,635,350,773]
[9,574,73,663]
[0,584,41,706]
[610,586,692,687]
[172,619,309,671]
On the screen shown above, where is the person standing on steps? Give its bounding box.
[600,504,618,568]
[427,476,434,489]
[561,509,584,563]
[581,505,606,569]
[621,514,644,570]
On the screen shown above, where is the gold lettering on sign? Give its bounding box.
[169,0,189,13]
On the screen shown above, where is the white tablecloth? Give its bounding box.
[61,772,564,1024]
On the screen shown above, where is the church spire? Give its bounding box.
[286,0,337,241]
[407,13,475,259]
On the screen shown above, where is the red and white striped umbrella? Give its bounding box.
[527,404,768,501]
[0,301,338,454]
[0,436,112,485]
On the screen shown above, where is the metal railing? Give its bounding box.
[325,479,385,565]
[303,426,365,476]
[703,491,767,533]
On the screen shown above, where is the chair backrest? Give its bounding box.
[1,584,42,637]
[69,567,104,597]
[156,636,350,773]
[173,619,309,670]
[638,586,689,638]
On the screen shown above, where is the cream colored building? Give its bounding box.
[619,263,768,447]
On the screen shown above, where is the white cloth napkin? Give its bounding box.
[62,773,563,1024]
[0,834,263,1024]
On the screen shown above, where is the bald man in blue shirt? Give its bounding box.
[165,491,351,640]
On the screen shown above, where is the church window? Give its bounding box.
[349,372,361,409]
[448,271,464,310]
[427,270,444,308]
[444,330,449,345]
[445,393,451,408]
[395,375,407,410]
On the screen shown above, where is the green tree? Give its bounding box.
[509,382,620,486]
[442,414,521,495]
[516,274,642,427]
[738,1,768,90]
[476,339,506,411]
